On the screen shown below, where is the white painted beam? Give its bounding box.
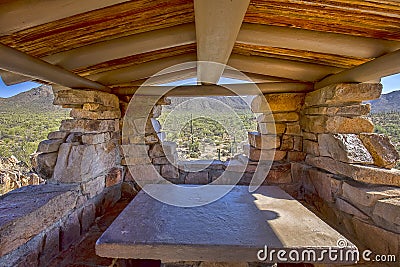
[195,0,250,84]
[87,54,197,85]
[228,54,343,82]
[0,0,129,35]
[113,82,313,96]
[237,23,400,59]
[315,49,400,89]
[0,43,109,91]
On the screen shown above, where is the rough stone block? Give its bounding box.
[186,172,209,184]
[252,93,305,112]
[149,143,165,158]
[35,152,58,180]
[54,89,119,109]
[302,132,318,141]
[39,226,60,265]
[280,135,294,151]
[307,168,342,203]
[81,203,96,234]
[60,211,81,251]
[106,167,123,187]
[300,115,374,134]
[37,139,63,153]
[293,136,303,151]
[81,176,105,199]
[161,164,179,179]
[248,132,280,149]
[303,140,320,156]
[0,184,79,257]
[125,164,161,184]
[306,156,400,187]
[257,112,300,122]
[303,104,371,116]
[372,197,400,233]
[53,142,117,183]
[287,151,306,162]
[47,131,68,140]
[352,217,399,255]
[153,156,170,165]
[304,83,382,107]
[342,181,400,214]
[81,132,111,145]
[285,122,301,135]
[335,198,368,220]
[318,134,373,164]
[70,108,121,120]
[60,119,119,133]
[264,162,292,184]
[243,144,286,161]
[359,133,400,169]
[257,122,286,135]
[121,144,149,158]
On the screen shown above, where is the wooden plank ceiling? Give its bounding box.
[0,0,399,95]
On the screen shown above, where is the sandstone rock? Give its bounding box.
[53,142,117,183]
[341,181,400,214]
[264,162,292,184]
[243,144,286,161]
[81,203,96,233]
[125,164,162,184]
[304,83,382,107]
[186,171,209,184]
[47,131,68,140]
[302,132,317,141]
[161,164,179,179]
[257,122,286,134]
[145,134,159,144]
[252,93,305,112]
[37,139,63,153]
[82,132,111,145]
[335,198,369,220]
[54,89,119,109]
[121,144,149,158]
[359,133,400,169]
[66,132,82,143]
[303,104,371,116]
[306,156,400,187]
[303,140,320,156]
[318,134,373,164]
[60,211,81,251]
[152,156,170,165]
[70,108,121,120]
[60,119,119,133]
[372,197,400,233]
[39,225,60,265]
[285,122,301,135]
[258,112,300,122]
[352,217,399,255]
[35,152,58,180]
[248,132,280,149]
[106,167,123,187]
[293,136,303,151]
[287,151,306,162]
[122,156,151,165]
[300,115,374,134]
[149,143,165,158]
[307,168,342,203]
[81,175,105,198]
[280,135,294,151]
[0,184,79,257]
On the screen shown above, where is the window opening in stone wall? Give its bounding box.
[157,96,257,162]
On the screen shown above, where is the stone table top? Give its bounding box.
[96,184,357,263]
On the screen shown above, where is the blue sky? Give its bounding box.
[0,73,399,98]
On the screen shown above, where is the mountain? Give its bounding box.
[0,85,64,112]
[368,90,400,113]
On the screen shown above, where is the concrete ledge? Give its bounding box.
[0,184,79,257]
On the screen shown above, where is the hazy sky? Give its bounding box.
[0,73,399,98]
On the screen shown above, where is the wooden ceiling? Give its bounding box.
[0,0,399,95]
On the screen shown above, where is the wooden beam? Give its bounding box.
[113,82,313,96]
[87,54,197,85]
[222,69,304,83]
[0,44,109,92]
[195,0,250,84]
[237,24,400,59]
[0,0,130,35]
[228,54,343,82]
[315,49,400,89]
[1,24,196,85]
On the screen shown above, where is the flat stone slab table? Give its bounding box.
[96,185,357,264]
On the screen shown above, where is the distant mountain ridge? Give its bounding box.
[368,90,400,113]
[0,85,64,112]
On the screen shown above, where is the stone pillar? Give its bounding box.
[296,82,400,256]
[36,88,122,191]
